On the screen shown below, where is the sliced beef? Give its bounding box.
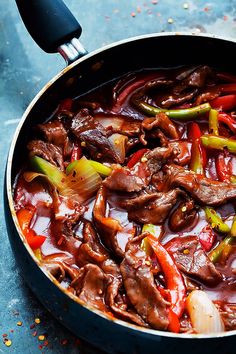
[103,166,146,193]
[145,146,174,175]
[159,89,198,108]
[70,109,123,163]
[169,200,197,232]
[195,87,221,105]
[71,264,108,311]
[77,221,147,326]
[27,139,64,170]
[42,253,80,283]
[142,113,179,139]
[120,189,183,224]
[174,66,215,94]
[169,141,192,166]
[165,236,222,286]
[95,114,141,137]
[93,186,124,258]
[165,164,236,206]
[37,120,67,148]
[120,234,169,330]
[218,303,236,331]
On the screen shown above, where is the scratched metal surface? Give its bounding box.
[1,0,236,353]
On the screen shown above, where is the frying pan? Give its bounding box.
[4,0,236,353]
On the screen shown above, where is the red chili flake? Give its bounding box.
[223,15,228,21]
[204,7,210,12]
[32,331,38,337]
[152,0,158,4]
[2,334,8,338]
[44,340,49,346]
[60,339,68,346]
[131,12,136,17]
[30,324,36,329]
[38,345,43,350]
[10,330,14,333]
[75,338,81,346]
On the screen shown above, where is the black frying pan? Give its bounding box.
[4,1,236,353]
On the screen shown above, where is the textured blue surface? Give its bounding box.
[1,0,236,353]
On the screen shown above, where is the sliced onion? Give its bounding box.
[64,157,102,202]
[186,290,225,334]
[108,133,128,164]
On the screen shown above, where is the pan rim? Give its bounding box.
[6,31,236,340]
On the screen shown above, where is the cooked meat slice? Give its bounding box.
[70,109,123,163]
[42,253,80,282]
[169,141,192,166]
[165,236,222,286]
[93,186,124,258]
[165,164,236,206]
[72,264,108,311]
[120,234,169,330]
[78,221,147,327]
[120,189,183,224]
[169,200,197,232]
[195,87,221,105]
[103,166,146,193]
[160,89,198,108]
[142,113,179,139]
[37,120,68,147]
[218,303,236,331]
[145,146,174,175]
[27,139,64,170]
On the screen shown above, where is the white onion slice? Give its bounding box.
[186,290,225,334]
[108,133,128,164]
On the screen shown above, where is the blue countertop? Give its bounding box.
[1,1,236,353]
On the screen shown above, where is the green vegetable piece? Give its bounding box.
[67,159,111,177]
[230,216,236,237]
[209,109,219,135]
[141,224,162,256]
[209,235,234,263]
[204,207,230,234]
[30,156,66,193]
[136,101,211,120]
[201,135,236,153]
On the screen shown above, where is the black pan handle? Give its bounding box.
[15,0,87,62]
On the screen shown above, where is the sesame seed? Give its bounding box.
[183,249,190,254]
[168,18,174,24]
[35,318,41,324]
[181,206,187,212]
[183,3,189,9]
[17,321,22,326]
[141,157,148,163]
[81,142,86,147]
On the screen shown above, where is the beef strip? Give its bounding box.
[165,236,222,286]
[142,113,179,139]
[169,200,197,232]
[120,189,184,225]
[120,234,169,330]
[160,89,198,108]
[77,221,147,327]
[218,303,236,331]
[71,264,109,312]
[104,146,174,194]
[27,139,64,170]
[169,141,192,166]
[165,164,236,206]
[70,109,123,163]
[93,186,124,258]
[103,166,146,193]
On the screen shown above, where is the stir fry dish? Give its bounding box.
[14,66,236,334]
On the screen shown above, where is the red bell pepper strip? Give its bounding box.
[217,72,236,83]
[215,151,236,183]
[147,233,186,318]
[218,113,236,134]
[127,148,148,168]
[211,95,236,111]
[188,123,207,174]
[199,225,216,252]
[168,309,180,333]
[71,144,82,162]
[17,207,46,250]
[219,84,236,94]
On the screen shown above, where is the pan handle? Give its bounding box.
[15,0,87,63]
